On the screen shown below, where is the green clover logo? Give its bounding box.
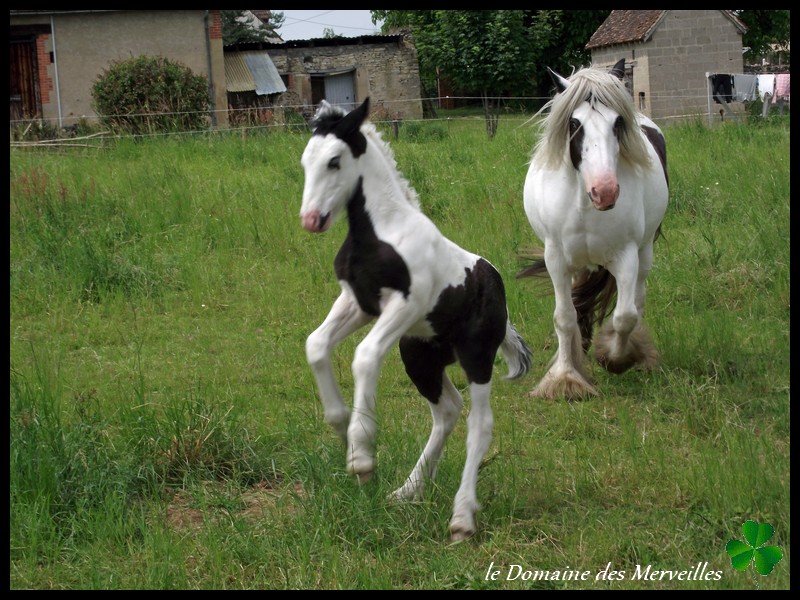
[725,520,783,576]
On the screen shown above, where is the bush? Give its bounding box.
[92,55,210,135]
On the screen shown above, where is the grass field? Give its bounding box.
[9,113,790,589]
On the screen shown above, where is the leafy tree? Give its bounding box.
[322,27,343,39]
[535,10,611,95]
[377,11,543,138]
[371,10,610,134]
[735,10,790,60]
[221,10,284,45]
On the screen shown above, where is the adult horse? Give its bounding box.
[519,59,669,400]
[299,97,532,540]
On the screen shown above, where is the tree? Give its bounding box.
[322,27,343,39]
[370,10,611,135]
[735,10,790,60]
[221,10,284,45]
[383,11,544,138]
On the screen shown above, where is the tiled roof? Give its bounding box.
[585,10,747,50]
[585,10,666,49]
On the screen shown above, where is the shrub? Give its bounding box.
[92,55,210,135]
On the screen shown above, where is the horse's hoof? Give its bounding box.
[596,351,636,374]
[528,371,598,400]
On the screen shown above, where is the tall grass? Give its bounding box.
[9,116,789,589]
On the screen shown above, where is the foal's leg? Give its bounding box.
[306,291,371,441]
[348,293,423,482]
[595,245,658,373]
[391,338,462,501]
[449,380,493,541]
[531,246,597,399]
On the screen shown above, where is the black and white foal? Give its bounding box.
[299,97,532,540]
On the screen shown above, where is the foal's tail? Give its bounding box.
[500,318,533,380]
[516,249,617,352]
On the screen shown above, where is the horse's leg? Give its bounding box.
[391,337,462,502]
[306,291,371,442]
[530,247,598,399]
[595,245,659,373]
[347,293,422,483]
[449,380,493,541]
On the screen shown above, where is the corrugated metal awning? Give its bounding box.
[242,51,287,95]
[224,51,287,96]
[225,52,256,93]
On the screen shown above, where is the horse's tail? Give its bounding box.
[516,248,617,352]
[500,318,533,381]
[572,268,617,352]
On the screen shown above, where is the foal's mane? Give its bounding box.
[532,67,652,171]
[311,102,421,211]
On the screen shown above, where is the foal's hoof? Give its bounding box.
[354,470,374,484]
[448,526,476,543]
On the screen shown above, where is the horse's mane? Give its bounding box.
[311,102,421,211]
[532,67,652,171]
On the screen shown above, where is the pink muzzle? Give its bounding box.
[588,174,620,211]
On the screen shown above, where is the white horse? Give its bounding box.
[520,59,669,399]
[299,97,532,540]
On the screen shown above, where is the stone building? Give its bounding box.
[586,10,748,124]
[229,34,423,120]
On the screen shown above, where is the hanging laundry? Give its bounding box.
[757,74,776,102]
[711,74,734,103]
[733,74,757,102]
[773,73,790,104]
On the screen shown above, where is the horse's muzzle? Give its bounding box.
[589,182,620,211]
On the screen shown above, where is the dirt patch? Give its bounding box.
[164,480,306,531]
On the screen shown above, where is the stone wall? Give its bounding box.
[267,36,423,120]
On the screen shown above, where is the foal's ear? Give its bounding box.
[336,97,370,137]
[547,67,569,93]
[610,58,626,80]
[333,97,369,157]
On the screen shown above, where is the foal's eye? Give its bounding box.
[569,118,580,133]
[328,156,341,170]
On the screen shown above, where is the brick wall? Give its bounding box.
[36,34,53,106]
[208,10,222,40]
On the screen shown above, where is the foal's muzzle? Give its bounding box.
[301,210,331,233]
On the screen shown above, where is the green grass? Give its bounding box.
[9,115,790,589]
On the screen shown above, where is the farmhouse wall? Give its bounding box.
[10,10,228,128]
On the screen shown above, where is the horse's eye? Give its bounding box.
[614,116,625,135]
[328,156,341,170]
[569,118,580,133]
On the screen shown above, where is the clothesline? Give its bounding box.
[706,71,790,125]
[707,72,790,104]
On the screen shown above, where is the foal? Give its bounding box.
[299,97,532,540]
